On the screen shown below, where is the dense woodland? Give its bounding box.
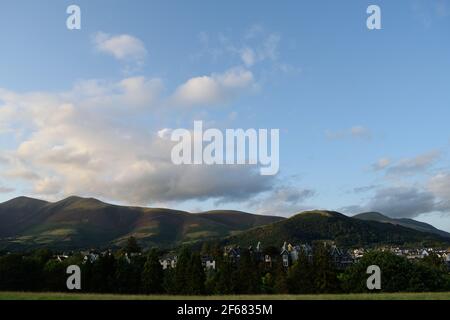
[0,239,449,295]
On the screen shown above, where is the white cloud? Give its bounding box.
[66,76,163,111]
[350,126,372,139]
[367,187,437,218]
[345,163,450,218]
[0,77,274,206]
[247,186,315,216]
[33,177,63,195]
[240,47,256,67]
[345,186,438,218]
[195,25,295,74]
[386,150,441,176]
[0,27,289,207]
[371,150,440,176]
[94,32,147,61]
[429,172,450,198]
[171,67,255,107]
[428,172,450,210]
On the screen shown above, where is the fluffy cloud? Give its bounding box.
[196,26,295,74]
[247,186,315,216]
[93,32,148,62]
[240,47,256,67]
[344,146,450,218]
[0,77,274,206]
[428,172,450,211]
[171,68,255,107]
[350,126,372,139]
[429,172,450,198]
[0,26,296,208]
[238,33,280,67]
[385,150,441,177]
[345,147,450,219]
[365,187,437,218]
[345,170,450,218]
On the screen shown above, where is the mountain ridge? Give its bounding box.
[1,197,449,250]
[226,210,450,248]
[354,212,450,239]
[0,196,284,250]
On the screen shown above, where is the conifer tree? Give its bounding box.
[142,249,164,294]
[312,244,340,293]
[174,247,192,294]
[236,250,261,294]
[273,260,289,294]
[188,252,206,295]
[213,258,235,294]
[287,248,315,294]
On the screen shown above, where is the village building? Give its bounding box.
[224,246,241,264]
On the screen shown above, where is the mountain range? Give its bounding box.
[0,196,282,250]
[353,212,450,239]
[0,196,449,250]
[226,210,450,248]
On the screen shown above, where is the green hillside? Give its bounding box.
[226,210,450,247]
[2,197,449,251]
[0,196,283,250]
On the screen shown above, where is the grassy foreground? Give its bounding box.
[1,292,450,300]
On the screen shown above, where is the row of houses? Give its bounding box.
[224,242,450,270]
[382,246,450,263]
[222,241,353,269]
[349,246,450,269]
[278,242,353,269]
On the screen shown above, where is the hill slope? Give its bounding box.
[2,198,449,250]
[226,210,450,247]
[0,196,283,250]
[354,212,450,239]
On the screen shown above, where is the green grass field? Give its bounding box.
[1,292,450,300]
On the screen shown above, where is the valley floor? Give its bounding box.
[0,292,450,300]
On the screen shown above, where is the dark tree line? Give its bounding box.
[0,242,449,294]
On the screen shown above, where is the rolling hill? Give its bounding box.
[0,196,283,250]
[353,212,450,239]
[226,210,450,248]
[1,197,449,251]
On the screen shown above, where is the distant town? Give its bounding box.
[65,241,450,272]
[1,237,450,295]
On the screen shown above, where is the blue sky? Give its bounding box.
[1,0,450,231]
